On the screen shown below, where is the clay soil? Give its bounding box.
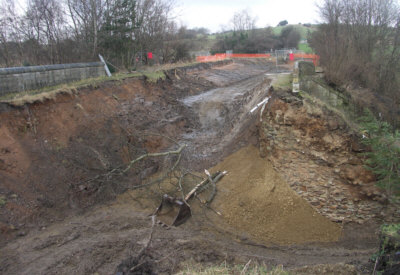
[0,59,384,274]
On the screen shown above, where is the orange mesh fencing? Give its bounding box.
[196,54,226,62]
[229,53,271,58]
[196,53,318,65]
[196,53,271,62]
[293,53,320,66]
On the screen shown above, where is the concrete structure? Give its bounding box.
[0,62,106,96]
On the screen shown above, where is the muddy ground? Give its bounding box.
[0,59,392,274]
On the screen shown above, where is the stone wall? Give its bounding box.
[298,61,315,77]
[0,62,106,96]
[298,62,363,124]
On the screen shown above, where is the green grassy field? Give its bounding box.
[298,42,313,53]
[272,24,316,39]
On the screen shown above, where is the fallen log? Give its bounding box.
[185,170,227,201]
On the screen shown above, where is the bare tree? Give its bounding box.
[231,9,256,32]
[67,0,106,57]
[21,0,68,64]
[131,0,175,66]
[310,0,400,122]
[0,0,25,66]
[0,0,179,68]
[0,0,14,66]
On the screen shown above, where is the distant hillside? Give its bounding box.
[273,24,316,53]
[272,24,316,40]
[189,24,317,54]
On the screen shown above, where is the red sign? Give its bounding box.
[289,53,294,61]
[147,52,153,59]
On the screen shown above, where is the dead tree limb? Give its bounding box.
[194,195,222,216]
[185,175,213,201]
[123,144,186,174]
[178,173,186,201]
[142,131,180,146]
[185,170,227,202]
[130,215,156,272]
[205,171,227,204]
[78,144,186,188]
[131,148,183,191]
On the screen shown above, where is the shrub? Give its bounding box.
[359,110,400,199]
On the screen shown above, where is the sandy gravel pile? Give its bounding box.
[210,145,341,245]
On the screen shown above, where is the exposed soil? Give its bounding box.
[0,59,392,274]
[209,145,341,245]
[259,89,400,225]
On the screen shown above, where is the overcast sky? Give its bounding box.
[174,0,322,33]
[12,0,322,33]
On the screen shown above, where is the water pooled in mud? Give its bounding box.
[210,145,342,245]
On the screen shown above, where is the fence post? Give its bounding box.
[99,54,112,77]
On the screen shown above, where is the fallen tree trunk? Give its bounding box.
[184,170,226,201]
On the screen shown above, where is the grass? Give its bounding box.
[142,71,166,82]
[381,223,400,238]
[371,223,400,265]
[0,195,6,208]
[273,73,293,89]
[298,43,313,54]
[177,261,290,275]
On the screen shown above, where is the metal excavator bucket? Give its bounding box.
[154,170,227,226]
[153,194,191,226]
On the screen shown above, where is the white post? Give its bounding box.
[99,54,112,77]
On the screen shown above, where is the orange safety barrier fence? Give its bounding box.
[196,53,271,62]
[196,53,319,66]
[196,55,226,62]
[229,53,271,58]
[293,53,320,66]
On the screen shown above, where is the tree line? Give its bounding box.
[212,9,301,54]
[310,0,400,106]
[0,0,195,69]
[0,1,303,69]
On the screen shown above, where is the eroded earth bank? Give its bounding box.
[0,59,396,274]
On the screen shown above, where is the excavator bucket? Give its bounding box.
[154,170,227,226]
[154,194,191,226]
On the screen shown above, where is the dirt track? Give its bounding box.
[0,59,381,274]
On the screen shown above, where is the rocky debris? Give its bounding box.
[340,165,375,185]
[260,90,400,224]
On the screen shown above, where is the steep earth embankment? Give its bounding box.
[0,59,392,274]
[259,89,399,225]
[0,59,275,246]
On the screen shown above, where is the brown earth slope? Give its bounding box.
[0,60,392,274]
